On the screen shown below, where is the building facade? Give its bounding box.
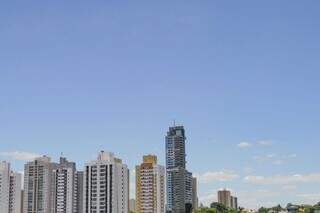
[83,151,129,213]
[191,177,198,212]
[218,189,231,208]
[0,161,22,213]
[0,161,10,213]
[51,157,83,213]
[76,171,84,213]
[23,156,56,213]
[166,125,193,213]
[129,199,136,213]
[185,171,193,212]
[9,171,22,213]
[230,196,238,210]
[136,155,165,213]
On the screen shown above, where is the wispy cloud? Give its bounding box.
[253,153,297,165]
[199,191,218,206]
[282,185,297,191]
[238,140,274,149]
[283,154,297,159]
[195,170,239,184]
[236,190,281,209]
[257,140,274,146]
[297,193,320,202]
[244,173,320,185]
[0,151,41,161]
[238,142,251,149]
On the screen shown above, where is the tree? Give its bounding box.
[258,207,268,213]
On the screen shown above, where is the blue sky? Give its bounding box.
[1,0,320,209]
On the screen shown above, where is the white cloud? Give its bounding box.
[236,190,281,209]
[273,160,285,165]
[297,193,320,202]
[253,153,297,165]
[257,140,273,146]
[238,142,251,149]
[0,151,41,161]
[283,154,297,159]
[282,185,297,191]
[195,170,239,184]
[253,154,276,162]
[244,173,320,185]
[244,167,254,174]
[199,191,218,206]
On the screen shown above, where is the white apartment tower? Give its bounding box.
[51,157,83,213]
[0,161,22,213]
[135,155,165,213]
[83,151,129,213]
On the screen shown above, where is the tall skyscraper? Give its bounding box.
[23,156,56,213]
[166,125,193,213]
[191,177,198,213]
[218,189,231,208]
[0,161,22,213]
[9,171,22,213]
[83,151,129,213]
[51,157,83,213]
[0,161,10,213]
[76,171,84,213]
[136,155,165,213]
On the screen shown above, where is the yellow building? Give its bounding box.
[136,155,165,213]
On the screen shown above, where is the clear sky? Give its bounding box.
[1,0,320,209]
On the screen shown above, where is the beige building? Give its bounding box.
[129,199,136,212]
[136,155,165,213]
[23,156,56,213]
[192,177,198,212]
[218,189,231,207]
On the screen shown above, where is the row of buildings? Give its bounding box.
[0,125,199,213]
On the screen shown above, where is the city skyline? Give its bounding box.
[1,0,320,210]
[1,123,320,209]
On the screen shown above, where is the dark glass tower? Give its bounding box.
[166,126,190,213]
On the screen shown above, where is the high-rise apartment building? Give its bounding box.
[230,196,238,210]
[9,171,22,213]
[0,161,22,213]
[136,155,165,213]
[83,151,129,213]
[217,189,238,209]
[166,125,193,213]
[0,161,10,213]
[51,157,83,213]
[191,177,198,212]
[218,189,231,208]
[76,171,84,213]
[23,156,57,213]
[0,161,21,213]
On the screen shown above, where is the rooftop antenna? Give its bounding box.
[173,119,176,127]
